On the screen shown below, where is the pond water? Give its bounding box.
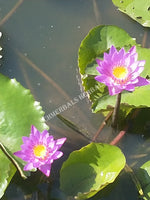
[0,0,150,200]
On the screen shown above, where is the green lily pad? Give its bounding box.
[138,161,150,187]
[60,143,126,199]
[137,161,150,200]
[112,0,150,27]
[0,73,48,198]
[78,25,150,113]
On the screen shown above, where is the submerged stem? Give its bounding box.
[0,0,24,26]
[111,92,121,128]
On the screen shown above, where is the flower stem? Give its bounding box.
[111,92,121,128]
[110,126,127,145]
[92,110,113,142]
[0,142,27,179]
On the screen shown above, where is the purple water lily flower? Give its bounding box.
[95,45,150,95]
[14,125,66,177]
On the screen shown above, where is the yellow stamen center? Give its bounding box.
[33,144,47,159]
[112,66,128,79]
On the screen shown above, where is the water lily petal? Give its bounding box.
[95,45,150,95]
[14,125,66,177]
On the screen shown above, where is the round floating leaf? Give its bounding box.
[137,161,150,200]
[112,0,150,27]
[0,73,48,198]
[143,185,150,200]
[138,161,150,187]
[78,25,136,75]
[78,25,150,113]
[60,143,126,199]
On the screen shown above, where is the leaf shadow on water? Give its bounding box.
[125,107,150,137]
[89,170,139,200]
[105,105,150,140]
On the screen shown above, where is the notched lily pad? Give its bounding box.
[137,161,150,200]
[0,73,48,198]
[78,25,150,114]
[112,0,150,27]
[60,143,126,199]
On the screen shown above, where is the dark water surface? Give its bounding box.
[0,0,150,199]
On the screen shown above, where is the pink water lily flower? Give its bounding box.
[95,45,150,95]
[14,125,66,177]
